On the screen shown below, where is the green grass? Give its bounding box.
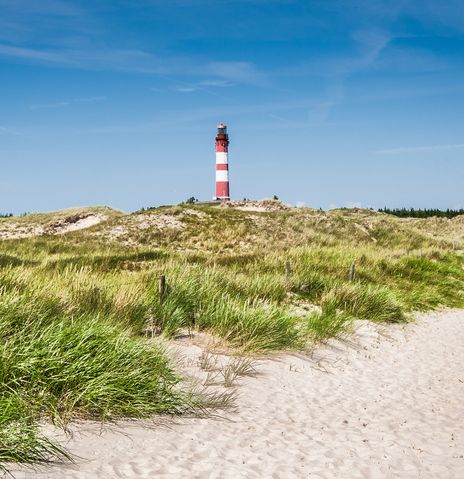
[0,288,191,473]
[0,203,464,472]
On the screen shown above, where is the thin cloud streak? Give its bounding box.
[29,96,106,110]
[174,87,197,92]
[14,97,354,138]
[0,43,262,85]
[0,44,74,63]
[374,144,464,154]
[0,43,165,72]
[0,126,21,135]
[200,79,234,87]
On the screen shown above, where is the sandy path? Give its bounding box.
[12,309,464,478]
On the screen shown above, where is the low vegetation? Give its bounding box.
[1,201,464,472]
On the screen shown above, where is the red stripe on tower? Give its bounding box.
[215,123,230,201]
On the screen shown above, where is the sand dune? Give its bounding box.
[0,212,108,239]
[12,309,464,478]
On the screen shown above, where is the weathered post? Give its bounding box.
[349,261,356,282]
[285,260,291,282]
[159,275,166,303]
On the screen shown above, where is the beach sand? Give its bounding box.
[12,309,464,478]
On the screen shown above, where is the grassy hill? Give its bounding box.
[1,201,464,470]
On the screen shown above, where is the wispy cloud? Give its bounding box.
[0,126,21,135]
[373,144,464,155]
[276,28,391,126]
[371,45,451,73]
[0,44,72,63]
[0,43,166,73]
[200,79,234,87]
[15,96,336,138]
[170,78,235,94]
[29,96,106,110]
[343,29,392,75]
[207,61,261,83]
[173,87,197,93]
[282,28,391,80]
[0,3,264,84]
[0,0,97,45]
[0,42,262,87]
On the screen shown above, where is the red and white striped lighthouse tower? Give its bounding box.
[215,123,230,201]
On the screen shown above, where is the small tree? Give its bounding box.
[185,196,198,205]
[273,195,279,201]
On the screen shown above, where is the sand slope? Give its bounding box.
[12,309,464,478]
[0,208,116,240]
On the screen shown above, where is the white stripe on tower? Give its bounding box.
[216,169,229,182]
[216,152,228,164]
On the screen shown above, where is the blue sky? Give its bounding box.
[0,0,463,213]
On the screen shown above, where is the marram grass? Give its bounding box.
[0,204,464,471]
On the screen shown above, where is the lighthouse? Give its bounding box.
[215,123,230,201]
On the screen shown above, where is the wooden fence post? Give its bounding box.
[285,260,291,282]
[159,275,166,303]
[349,261,356,281]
